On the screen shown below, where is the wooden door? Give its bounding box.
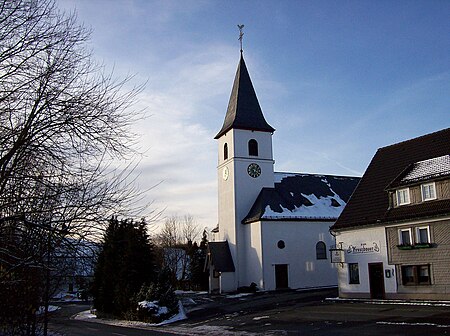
[275,264,289,289]
[368,263,385,299]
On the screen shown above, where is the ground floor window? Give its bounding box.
[348,263,360,284]
[401,265,431,285]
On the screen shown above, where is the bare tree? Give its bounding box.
[182,214,202,245]
[155,215,202,288]
[0,1,148,334]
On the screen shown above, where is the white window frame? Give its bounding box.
[396,188,410,206]
[421,182,436,201]
[398,228,413,245]
[415,226,431,244]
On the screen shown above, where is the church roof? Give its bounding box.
[332,128,450,231]
[207,241,235,272]
[215,55,275,139]
[242,172,361,224]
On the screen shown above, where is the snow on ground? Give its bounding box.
[225,293,254,299]
[326,297,450,307]
[175,290,208,295]
[37,305,60,315]
[164,325,275,335]
[74,310,97,320]
[157,301,187,325]
[52,291,84,302]
[377,321,450,328]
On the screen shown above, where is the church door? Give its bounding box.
[275,264,289,289]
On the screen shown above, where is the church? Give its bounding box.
[207,50,360,294]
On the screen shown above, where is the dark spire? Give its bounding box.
[214,55,275,139]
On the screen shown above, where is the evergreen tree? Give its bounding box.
[189,229,209,290]
[93,217,158,317]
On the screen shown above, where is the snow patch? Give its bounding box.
[157,301,187,325]
[37,305,60,315]
[226,293,253,299]
[377,321,450,328]
[74,310,97,320]
[327,297,450,307]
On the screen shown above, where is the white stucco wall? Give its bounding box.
[243,222,264,289]
[260,220,338,291]
[334,226,397,298]
[220,272,236,293]
[216,129,275,290]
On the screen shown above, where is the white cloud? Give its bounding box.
[126,45,237,231]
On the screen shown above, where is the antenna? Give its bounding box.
[237,24,244,53]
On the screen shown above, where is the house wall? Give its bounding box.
[386,217,450,300]
[260,220,337,291]
[335,226,396,299]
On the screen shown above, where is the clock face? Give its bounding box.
[222,166,229,180]
[247,163,261,178]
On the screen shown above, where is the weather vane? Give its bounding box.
[237,24,244,53]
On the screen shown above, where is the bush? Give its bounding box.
[133,268,178,323]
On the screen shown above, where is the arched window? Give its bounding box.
[248,139,258,156]
[223,143,228,160]
[316,241,327,260]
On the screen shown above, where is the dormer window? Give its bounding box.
[248,139,258,156]
[421,182,436,201]
[223,143,228,160]
[396,188,410,206]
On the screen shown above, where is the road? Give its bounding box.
[49,289,450,335]
[49,302,178,336]
[183,299,450,335]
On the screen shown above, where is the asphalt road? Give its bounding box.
[49,289,450,335]
[49,303,178,336]
[182,299,450,335]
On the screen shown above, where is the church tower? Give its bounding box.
[215,52,275,290]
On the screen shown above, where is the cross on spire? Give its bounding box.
[237,24,244,53]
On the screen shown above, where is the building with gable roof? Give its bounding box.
[331,128,450,300]
[207,52,360,293]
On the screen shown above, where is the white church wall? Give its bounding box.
[233,129,273,160]
[216,129,275,290]
[217,131,236,244]
[334,226,396,298]
[220,272,236,294]
[243,222,264,289]
[261,220,337,291]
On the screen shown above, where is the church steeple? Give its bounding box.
[214,54,275,139]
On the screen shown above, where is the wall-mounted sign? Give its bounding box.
[346,241,380,255]
[330,249,345,263]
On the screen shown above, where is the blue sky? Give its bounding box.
[59,0,449,232]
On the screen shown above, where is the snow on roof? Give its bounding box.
[243,173,360,223]
[401,155,450,184]
[261,193,345,220]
